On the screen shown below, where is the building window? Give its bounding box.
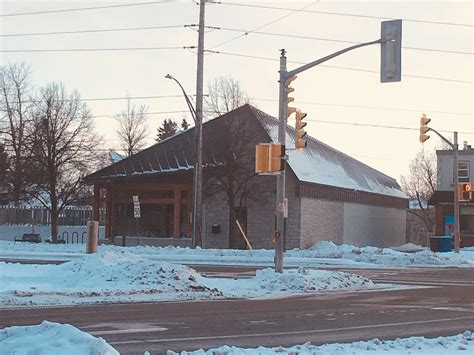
[458,161,470,183]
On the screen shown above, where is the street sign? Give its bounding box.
[132,195,140,218]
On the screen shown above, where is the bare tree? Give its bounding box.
[203,110,263,248]
[0,63,34,205]
[28,83,99,242]
[400,150,437,232]
[205,76,249,118]
[115,99,149,157]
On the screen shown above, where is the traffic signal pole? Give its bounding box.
[424,127,460,253]
[275,49,288,273]
[273,20,402,273]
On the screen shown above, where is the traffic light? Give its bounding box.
[459,183,472,201]
[380,19,402,83]
[286,75,297,117]
[255,143,285,173]
[419,113,431,143]
[295,109,307,149]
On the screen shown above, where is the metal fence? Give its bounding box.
[0,206,105,226]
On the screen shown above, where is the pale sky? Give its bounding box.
[1,0,473,181]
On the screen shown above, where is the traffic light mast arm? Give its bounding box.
[285,38,382,79]
[428,127,455,149]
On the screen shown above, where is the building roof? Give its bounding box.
[85,104,406,199]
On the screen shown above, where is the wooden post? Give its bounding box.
[86,220,99,253]
[105,187,112,239]
[93,185,100,222]
[173,187,181,237]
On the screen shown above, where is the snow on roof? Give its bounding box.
[250,106,406,199]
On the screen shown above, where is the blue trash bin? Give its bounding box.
[439,236,452,252]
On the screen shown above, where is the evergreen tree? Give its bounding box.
[156,119,178,142]
[181,118,190,130]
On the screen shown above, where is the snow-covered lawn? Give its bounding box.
[0,321,118,355]
[0,250,376,307]
[170,331,474,354]
[1,240,474,268]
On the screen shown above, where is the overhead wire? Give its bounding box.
[0,1,175,17]
[211,27,474,56]
[213,51,474,84]
[209,1,320,49]
[0,25,188,38]
[251,98,473,118]
[217,2,474,28]
[0,46,188,53]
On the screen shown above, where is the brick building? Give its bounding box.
[84,105,407,249]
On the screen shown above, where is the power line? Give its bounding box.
[0,46,188,53]
[214,51,474,84]
[210,1,320,49]
[1,1,174,17]
[251,98,473,118]
[26,95,194,104]
[0,25,187,38]
[213,27,474,56]
[217,2,474,28]
[292,117,474,135]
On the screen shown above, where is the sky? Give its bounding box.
[1,0,473,181]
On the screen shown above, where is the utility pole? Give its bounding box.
[453,132,460,252]
[193,0,206,248]
[275,49,288,273]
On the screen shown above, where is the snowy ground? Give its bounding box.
[0,250,377,307]
[0,321,118,355]
[1,240,474,268]
[171,331,474,354]
[1,321,472,355]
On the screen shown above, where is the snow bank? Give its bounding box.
[306,241,474,267]
[0,321,118,355]
[0,251,375,307]
[2,239,473,268]
[170,331,474,354]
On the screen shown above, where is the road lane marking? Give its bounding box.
[109,315,474,345]
[90,327,167,336]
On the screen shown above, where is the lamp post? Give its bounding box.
[165,74,201,248]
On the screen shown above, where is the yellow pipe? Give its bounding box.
[236,218,252,250]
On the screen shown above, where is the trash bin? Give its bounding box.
[430,237,440,252]
[430,236,452,252]
[439,236,452,252]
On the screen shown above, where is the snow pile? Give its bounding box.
[170,331,474,354]
[0,251,376,307]
[199,267,374,298]
[0,321,118,355]
[306,241,474,267]
[0,250,222,306]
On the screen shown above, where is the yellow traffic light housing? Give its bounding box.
[295,109,307,149]
[419,113,431,143]
[255,143,285,173]
[286,75,297,118]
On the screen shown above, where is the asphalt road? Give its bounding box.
[1,267,473,355]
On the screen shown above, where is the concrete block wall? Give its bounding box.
[203,190,230,249]
[343,203,406,247]
[300,198,344,249]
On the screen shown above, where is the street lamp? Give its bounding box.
[165,74,202,248]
